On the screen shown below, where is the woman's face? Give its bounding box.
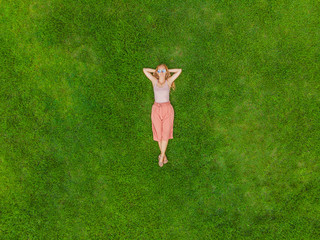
[157,66,166,78]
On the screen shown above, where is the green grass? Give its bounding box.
[1,0,319,239]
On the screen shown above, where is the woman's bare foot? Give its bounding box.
[159,154,168,164]
[163,155,168,164]
[158,154,164,167]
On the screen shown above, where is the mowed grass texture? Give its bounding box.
[1,0,319,239]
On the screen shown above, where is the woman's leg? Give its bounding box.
[158,140,167,162]
[159,103,173,163]
[160,140,168,159]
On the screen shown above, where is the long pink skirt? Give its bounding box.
[151,101,174,141]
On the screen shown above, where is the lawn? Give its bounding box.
[0,0,319,239]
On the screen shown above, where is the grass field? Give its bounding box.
[1,0,319,239]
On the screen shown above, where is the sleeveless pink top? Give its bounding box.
[154,80,170,103]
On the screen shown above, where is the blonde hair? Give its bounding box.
[152,64,176,91]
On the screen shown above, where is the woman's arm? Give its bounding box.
[143,68,156,73]
[168,69,182,73]
[143,68,157,83]
[167,69,182,83]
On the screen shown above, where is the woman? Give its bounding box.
[143,64,182,167]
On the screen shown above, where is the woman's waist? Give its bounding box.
[153,101,171,106]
